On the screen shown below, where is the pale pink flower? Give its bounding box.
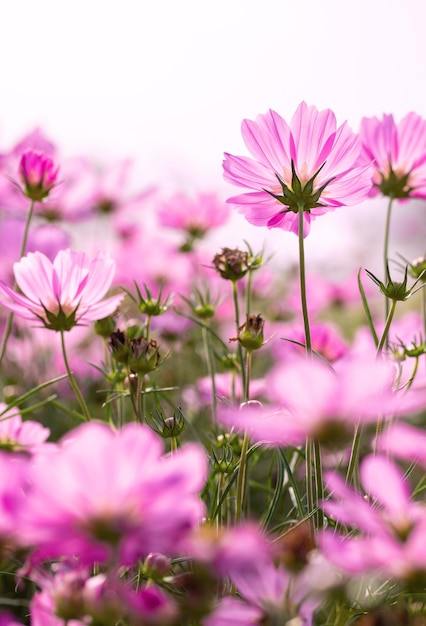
[20,422,207,565]
[377,422,426,467]
[223,101,372,236]
[360,111,426,199]
[320,455,426,581]
[157,192,230,236]
[220,352,405,448]
[0,403,50,455]
[0,249,124,331]
[205,542,319,626]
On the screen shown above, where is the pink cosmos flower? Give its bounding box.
[20,422,207,566]
[156,192,231,237]
[320,455,426,581]
[360,112,426,199]
[376,422,426,468]
[204,538,320,626]
[220,352,424,448]
[0,249,124,331]
[0,403,50,455]
[18,150,59,202]
[223,101,372,236]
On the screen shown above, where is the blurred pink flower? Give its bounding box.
[20,422,207,565]
[18,150,58,202]
[223,101,372,236]
[360,111,426,199]
[0,249,124,331]
[377,422,426,468]
[157,192,230,236]
[220,352,424,448]
[0,403,50,455]
[321,455,426,580]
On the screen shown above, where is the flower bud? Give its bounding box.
[149,406,185,438]
[236,314,265,351]
[95,315,117,338]
[128,337,163,375]
[143,553,172,579]
[213,247,249,281]
[109,330,130,364]
[18,149,58,202]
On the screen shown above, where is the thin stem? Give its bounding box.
[60,330,91,421]
[245,268,253,317]
[313,440,324,529]
[383,195,394,317]
[235,350,252,522]
[0,199,35,368]
[346,423,362,486]
[232,280,246,393]
[244,350,252,403]
[20,200,36,260]
[202,324,217,423]
[235,430,250,522]
[377,299,397,354]
[297,202,311,354]
[305,439,314,523]
[135,374,144,423]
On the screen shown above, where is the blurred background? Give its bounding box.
[1,0,425,271]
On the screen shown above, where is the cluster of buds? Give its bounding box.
[109,327,163,375]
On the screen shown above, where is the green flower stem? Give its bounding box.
[0,200,35,368]
[377,299,397,354]
[245,267,253,317]
[346,423,362,487]
[235,350,253,522]
[235,430,250,522]
[232,280,246,393]
[383,195,394,317]
[202,324,217,423]
[297,202,312,354]
[244,349,252,403]
[60,330,91,421]
[313,440,324,529]
[305,439,314,524]
[136,374,144,423]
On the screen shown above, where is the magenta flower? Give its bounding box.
[20,422,207,565]
[18,149,59,202]
[0,249,124,331]
[360,112,426,199]
[223,101,372,236]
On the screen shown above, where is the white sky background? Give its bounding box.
[0,0,425,273]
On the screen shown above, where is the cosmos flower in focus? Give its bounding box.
[223,101,372,237]
[0,249,124,331]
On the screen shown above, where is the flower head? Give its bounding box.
[20,422,208,565]
[0,249,124,331]
[18,149,59,202]
[360,112,426,199]
[223,101,372,236]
